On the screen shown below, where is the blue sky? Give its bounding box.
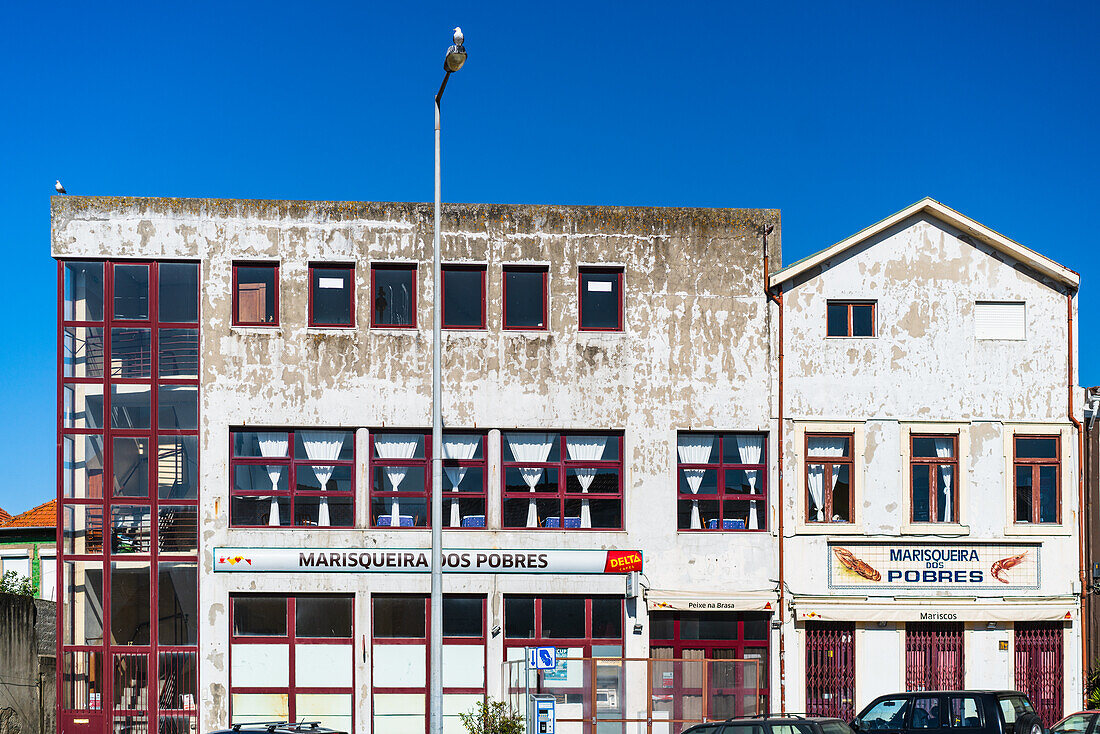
[1,1,1096,514]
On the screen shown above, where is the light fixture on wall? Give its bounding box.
[633,623,644,635]
[986,621,997,630]
[876,621,889,629]
[491,624,501,637]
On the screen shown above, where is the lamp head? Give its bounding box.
[444,26,467,72]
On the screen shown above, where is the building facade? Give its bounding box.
[52,195,1083,734]
[1,500,58,600]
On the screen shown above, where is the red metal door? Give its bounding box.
[806,622,856,720]
[1015,622,1063,726]
[905,623,964,691]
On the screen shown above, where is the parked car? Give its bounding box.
[1047,712,1100,734]
[207,722,347,734]
[852,691,1042,734]
[682,714,855,734]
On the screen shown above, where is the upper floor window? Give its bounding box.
[503,266,547,330]
[579,268,623,331]
[371,264,416,328]
[676,433,766,531]
[309,264,354,327]
[975,301,1026,340]
[827,301,875,337]
[442,265,486,329]
[806,434,853,523]
[1014,436,1059,524]
[502,432,622,529]
[230,429,355,527]
[911,434,957,523]
[233,263,279,326]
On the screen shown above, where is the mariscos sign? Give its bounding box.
[828,542,1039,590]
[214,547,643,574]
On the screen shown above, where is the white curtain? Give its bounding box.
[566,436,607,528]
[375,434,422,525]
[299,431,344,527]
[934,437,954,522]
[258,432,288,526]
[506,433,556,527]
[677,435,714,529]
[443,434,481,527]
[736,435,765,529]
[806,465,825,521]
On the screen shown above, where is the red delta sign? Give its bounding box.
[604,550,643,573]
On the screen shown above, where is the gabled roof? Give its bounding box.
[0,507,10,525]
[1,500,57,529]
[769,197,1079,290]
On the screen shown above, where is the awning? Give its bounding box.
[646,589,777,613]
[792,595,1077,623]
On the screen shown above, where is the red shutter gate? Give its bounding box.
[1015,622,1063,726]
[806,622,856,720]
[905,623,964,691]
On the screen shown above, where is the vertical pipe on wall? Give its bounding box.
[1068,292,1088,705]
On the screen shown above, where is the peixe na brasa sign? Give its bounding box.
[214,547,643,575]
[828,542,1039,590]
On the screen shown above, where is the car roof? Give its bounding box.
[873,690,1028,696]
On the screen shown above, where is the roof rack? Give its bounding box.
[229,722,325,733]
[746,713,808,720]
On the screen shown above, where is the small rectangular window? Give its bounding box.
[806,434,853,523]
[443,596,484,637]
[114,264,150,320]
[442,265,486,329]
[159,262,199,323]
[1014,435,1059,524]
[503,266,548,330]
[371,264,416,328]
[579,268,623,331]
[296,596,353,638]
[234,264,279,326]
[64,262,104,321]
[975,301,1025,340]
[309,264,354,327]
[827,301,875,337]
[373,596,425,638]
[911,434,957,523]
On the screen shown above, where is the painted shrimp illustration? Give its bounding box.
[833,547,881,582]
[991,550,1028,584]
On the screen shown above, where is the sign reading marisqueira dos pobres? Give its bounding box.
[828,542,1039,590]
[214,547,643,574]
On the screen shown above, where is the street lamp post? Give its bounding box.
[431,26,466,734]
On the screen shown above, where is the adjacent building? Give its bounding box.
[1,499,58,600]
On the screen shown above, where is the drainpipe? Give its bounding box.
[763,225,786,714]
[1069,292,1088,704]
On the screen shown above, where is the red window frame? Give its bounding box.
[805,432,854,523]
[370,263,418,329]
[231,262,279,326]
[1013,435,1061,524]
[229,595,354,729]
[910,434,958,523]
[676,432,768,532]
[578,267,624,332]
[826,300,876,337]
[57,260,200,734]
[369,431,488,529]
[502,595,624,654]
[229,429,356,528]
[501,432,623,530]
[441,264,487,330]
[502,266,548,331]
[308,263,355,328]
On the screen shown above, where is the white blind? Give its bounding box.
[975,301,1025,340]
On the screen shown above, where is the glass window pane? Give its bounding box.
[159,263,199,323]
[504,269,546,328]
[373,266,416,327]
[110,561,150,645]
[63,383,104,429]
[64,504,105,555]
[159,436,199,500]
[158,505,198,554]
[912,698,942,729]
[827,302,848,336]
[1039,465,1058,523]
[159,562,198,644]
[373,432,427,459]
[311,266,353,326]
[442,268,484,328]
[63,650,105,710]
[65,262,104,321]
[233,431,290,458]
[591,598,622,638]
[294,496,354,528]
[1015,466,1033,522]
[541,597,585,638]
[65,326,104,378]
[110,327,152,377]
[950,697,982,728]
[113,437,150,497]
[679,612,738,640]
[111,384,151,429]
[831,465,851,522]
[159,329,199,378]
[294,431,354,461]
[111,506,151,554]
[297,596,353,637]
[912,465,930,522]
[1016,437,1057,459]
[232,495,290,527]
[114,264,149,320]
[443,596,483,637]
[233,596,287,636]
[63,561,105,645]
[742,614,769,640]
[64,435,105,499]
[862,698,911,730]
[158,385,198,429]
[580,270,621,330]
[234,464,289,492]
[236,265,278,324]
[158,651,197,713]
[852,304,874,336]
[373,596,425,638]
[912,437,939,458]
[504,596,535,638]
[808,435,850,457]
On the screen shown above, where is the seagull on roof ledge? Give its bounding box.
[453,27,463,46]
[55,180,66,194]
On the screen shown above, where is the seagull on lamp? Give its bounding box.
[55,180,66,194]
[453,27,463,46]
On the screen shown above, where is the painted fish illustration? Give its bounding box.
[834,547,881,582]
[991,551,1028,584]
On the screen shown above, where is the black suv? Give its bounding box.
[207,722,347,734]
[852,691,1042,734]
[683,714,855,734]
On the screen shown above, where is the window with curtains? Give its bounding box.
[370,432,487,528]
[229,430,355,527]
[911,434,958,523]
[501,432,622,529]
[1014,436,1060,524]
[805,434,853,523]
[676,433,767,531]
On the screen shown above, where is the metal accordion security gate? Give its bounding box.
[805,622,855,720]
[1014,622,1063,726]
[905,623,964,691]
